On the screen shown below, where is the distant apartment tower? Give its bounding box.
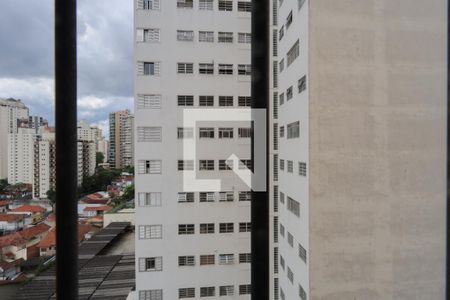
[7,126,37,185]
[77,140,96,185]
[109,110,134,169]
[0,98,29,179]
[33,128,56,199]
[269,0,447,299]
[78,120,108,165]
[134,0,252,299]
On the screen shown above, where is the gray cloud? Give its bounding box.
[0,0,133,138]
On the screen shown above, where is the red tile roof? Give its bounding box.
[0,201,9,207]
[11,205,45,213]
[17,223,50,240]
[0,233,26,248]
[37,224,91,249]
[83,205,113,212]
[46,213,56,222]
[0,214,25,222]
[80,198,109,205]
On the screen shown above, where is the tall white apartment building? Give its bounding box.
[134,0,253,299]
[77,140,96,185]
[7,127,37,185]
[0,98,29,179]
[33,128,56,199]
[271,0,447,299]
[109,110,134,169]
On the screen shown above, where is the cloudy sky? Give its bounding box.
[0,0,133,138]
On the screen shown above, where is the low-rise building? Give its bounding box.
[83,205,113,218]
[0,214,26,233]
[8,205,46,225]
[37,224,91,257]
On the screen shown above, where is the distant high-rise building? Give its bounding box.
[77,120,109,165]
[109,110,134,169]
[77,140,96,185]
[0,98,29,179]
[7,126,37,185]
[33,127,56,199]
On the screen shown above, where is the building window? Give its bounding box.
[273,185,279,212]
[280,126,285,138]
[178,95,194,106]
[138,160,162,174]
[137,94,161,109]
[287,267,294,283]
[200,223,215,234]
[138,192,162,207]
[217,96,233,107]
[200,254,215,265]
[199,95,214,106]
[273,154,279,181]
[178,224,195,234]
[298,75,307,93]
[287,232,294,247]
[199,31,214,42]
[219,222,234,233]
[239,191,251,201]
[280,159,285,171]
[273,123,278,150]
[199,127,215,138]
[239,159,252,170]
[179,288,195,299]
[178,192,195,203]
[238,96,251,107]
[177,0,194,9]
[138,257,163,272]
[138,127,162,142]
[299,243,307,263]
[273,61,278,88]
[279,59,284,73]
[199,192,215,202]
[239,284,251,295]
[274,216,278,243]
[178,256,195,266]
[199,0,214,10]
[273,29,278,56]
[280,191,285,204]
[238,64,251,75]
[299,162,307,176]
[286,86,293,100]
[218,64,234,74]
[219,191,234,201]
[238,32,251,43]
[219,159,233,170]
[199,160,215,170]
[279,93,284,105]
[178,127,194,139]
[274,247,279,273]
[287,39,300,66]
[139,61,160,76]
[200,287,215,297]
[136,28,160,42]
[299,283,307,300]
[219,285,235,296]
[280,288,285,300]
[138,225,162,239]
[178,160,194,171]
[238,127,252,138]
[199,63,214,74]
[218,0,233,11]
[141,0,160,10]
[139,289,163,300]
[177,62,194,74]
[274,278,279,300]
[287,160,293,173]
[239,222,251,232]
[237,1,251,12]
[219,254,234,265]
[239,253,251,263]
[218,32,233,43]
[273,0,278,25]
[287,121,300,139]
[286,11,293,29]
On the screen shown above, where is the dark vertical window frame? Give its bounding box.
[251,0,270,299]
[447,0,450,296]
[55,0,78,299]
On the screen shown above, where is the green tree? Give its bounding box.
[96,152,105,166]
[46,189,56,211]
[0,179,8,193]
[122,184,135,202]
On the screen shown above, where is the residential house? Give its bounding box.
[9,205,46,225]
[0,214,26,234]
[0,258,24,280]
[0,201,9,213]
[37,224,91,257]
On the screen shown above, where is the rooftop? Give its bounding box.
[10,205,45,213]
[0,214,25,222]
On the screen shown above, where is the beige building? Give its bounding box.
[33,128,56,199]
[109,110,134,169]
[7,127,37,185]
[271,0,447,299]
